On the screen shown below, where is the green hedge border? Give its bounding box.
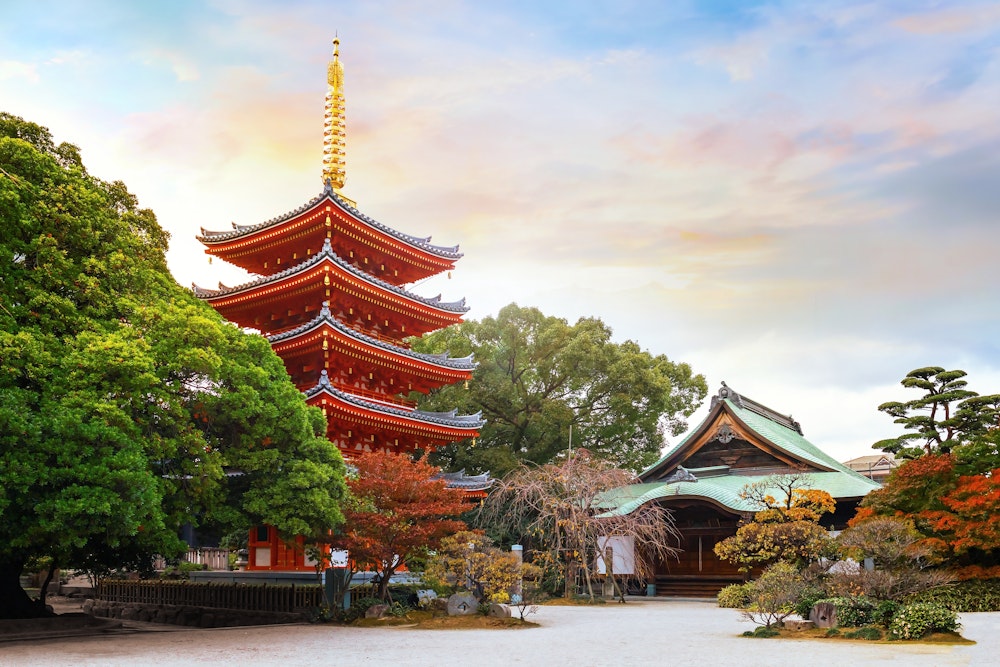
[909,579,1000,612]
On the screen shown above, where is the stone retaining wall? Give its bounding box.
[83,599,307,628]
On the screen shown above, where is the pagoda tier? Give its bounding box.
[306,371,484,454]
[197,183,461,286]
[268,301,476,397]
[192,238,468,341]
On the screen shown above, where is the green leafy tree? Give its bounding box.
[873,367,1000,459]
[411,303,706,475]
[0,113,348,618]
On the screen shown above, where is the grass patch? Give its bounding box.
[347,609,537,630]
[751,626,974,645]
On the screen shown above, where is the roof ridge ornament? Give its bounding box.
[711,380,744,408]
[322,37,347,190]
[712,423,737,444]
[663,466,698,484]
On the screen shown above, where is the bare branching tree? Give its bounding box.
[479,451,679,602]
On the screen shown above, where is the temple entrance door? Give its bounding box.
[652,501,744,596]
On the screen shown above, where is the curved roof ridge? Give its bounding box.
[640,382,877,482]
[305,371,485,428]
[198,190,327,240]
[328,187,462,257]
[196,185,463,259]
[267,302,477,370]
[192,238,470,314]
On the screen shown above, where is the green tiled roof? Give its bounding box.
[642,396,876,483]
[612,386,881,517]
[599,471,879,518]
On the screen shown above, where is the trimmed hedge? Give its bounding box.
[908,579,1000,612]
[889,602,960,639]
[717,582,752,609]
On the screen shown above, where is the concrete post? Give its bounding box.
[511,544,523,602]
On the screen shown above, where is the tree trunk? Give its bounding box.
[38,560,57,607]
[610,575,626,603]
[377,567,392,601]
[0,558,53,619]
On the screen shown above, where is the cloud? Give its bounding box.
[141,49,200,82]
[894,4,1000,35]
[0,60,39,83]
[689,30,774,81]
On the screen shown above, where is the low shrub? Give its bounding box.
[844,626,883,640]
[741,625,779,638]
[888,602,960,640]
[873,599,901,628]
[908,579,1000,612]
[741,562,807,628]
[814,596,876,627]
[339,596,383,623]
[160,561,207,579]
[717,582,752,609]
[387,601,410,617]
[793,587,827,619]
[825,627,841,637]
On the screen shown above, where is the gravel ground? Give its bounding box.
[3,599,999,666]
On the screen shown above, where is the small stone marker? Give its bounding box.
[782,619,815,631]
[487,603,510,619]
[446,593,478,616]
[417,589,438,608]
[365,604,389,618]
[810,602,837,628]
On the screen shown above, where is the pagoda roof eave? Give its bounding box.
[267,302,477,371]
[305,371,485,430]
[197,183,462,260]
[434,469,495,492]
[191,238,469,315]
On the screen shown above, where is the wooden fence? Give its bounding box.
[97,579,325,613]
[153,548,231,571]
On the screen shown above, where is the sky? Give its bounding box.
[3,0,999,463]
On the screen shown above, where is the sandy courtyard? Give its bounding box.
[3,599,1000,667]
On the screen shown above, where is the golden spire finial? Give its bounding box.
[323,36,346,190]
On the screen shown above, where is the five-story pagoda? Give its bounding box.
[194,40,483,462]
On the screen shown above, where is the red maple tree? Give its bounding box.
[335,450,467,599]
[853,454,1000,572]
[927,470,1000,557]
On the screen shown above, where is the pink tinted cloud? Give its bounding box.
[894,4,1000,35]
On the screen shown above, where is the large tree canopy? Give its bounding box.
[0,113,347,617]
[855,367,1000,574]
[873,366,1000,459]
[411,303,706,475]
